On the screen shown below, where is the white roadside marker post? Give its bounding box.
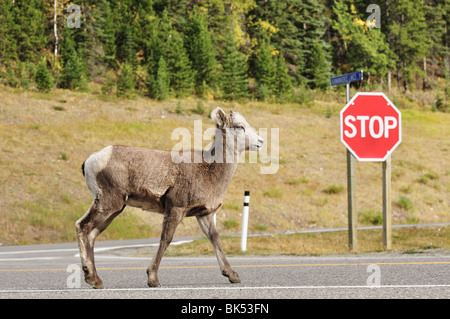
[240,191,250,252]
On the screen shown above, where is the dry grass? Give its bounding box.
[0,85,449,247]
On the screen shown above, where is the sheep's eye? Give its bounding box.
[236,126,244,131]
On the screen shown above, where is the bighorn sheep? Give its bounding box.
[75,107,263,288]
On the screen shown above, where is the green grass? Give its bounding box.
[263,188,283,198]
[395,196,414,211]
[418,172,440,186]
[359,210,383,226]
[322,185,344,195]
[222,220,239,230]
[286,177,308,185]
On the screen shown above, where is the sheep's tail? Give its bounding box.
[81,161,86,177]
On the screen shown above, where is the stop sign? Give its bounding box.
[340,92,401,161]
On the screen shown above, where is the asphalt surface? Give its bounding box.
[0,237,449,300]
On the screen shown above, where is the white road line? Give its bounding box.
[0,248,78,255]
[0,240,193,258]
[73,240,193,257]
[0,257,61,262]
[1,284,450,294]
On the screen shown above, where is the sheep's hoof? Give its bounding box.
[225,271,241,284]
[84,273,104,289]
[148,281,162,288]
[93,282,104,289]
[229,276,241,284]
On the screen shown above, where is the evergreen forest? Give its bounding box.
[0,0,448,104]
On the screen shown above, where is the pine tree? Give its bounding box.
[133,0,155,59]
[146,9,193,98]
[60,52,88,90]
[59,27,88,90]
[274,54,293,100]
[421,0,447,88]
[116,23,136,64]
[35,59,53,92]
[167,31,194,97]
[386,0,430,91]
[299,0,332,89]
[155,56,170,100]
[153,0,189,31]
[94,0,117,68]
[117,62,136,97]
[220,34,249,100]
[254,36,276,100]
[185,6,217,96]
[305,40,330,90]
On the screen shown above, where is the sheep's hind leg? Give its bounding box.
[75,199,125,289]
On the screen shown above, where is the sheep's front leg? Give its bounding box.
[147,208,184,287]
[196,214,241,284]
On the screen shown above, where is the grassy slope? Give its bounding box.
[0,86,449,246]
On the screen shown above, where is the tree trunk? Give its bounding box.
[422,56,428,90]
[54,0,58,61]
[387,70,391,92]
[386,1,391,92]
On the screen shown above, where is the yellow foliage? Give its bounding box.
[353,17,369,32]
[256,20,279,35]
[353,17,365,27]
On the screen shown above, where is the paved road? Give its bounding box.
[0,238,449,299]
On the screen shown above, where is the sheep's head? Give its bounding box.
[211,107,263,152]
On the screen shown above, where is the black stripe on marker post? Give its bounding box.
[243,191,250,206]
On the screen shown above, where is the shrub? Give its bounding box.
[433,94,448,112]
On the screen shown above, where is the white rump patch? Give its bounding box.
[84,145,113,196]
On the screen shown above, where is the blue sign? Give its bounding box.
[331,71,363,86]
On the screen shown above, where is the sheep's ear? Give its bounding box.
[211,107,228,128]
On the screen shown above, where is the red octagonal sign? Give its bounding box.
[340,92,401,162]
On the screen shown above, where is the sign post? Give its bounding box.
[382,157,392,249]
[332,71,363,251]
[340,92,401,250]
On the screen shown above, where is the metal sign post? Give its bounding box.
[345,81,358,251]
[332,71,363,251]
[382,156,392,250]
